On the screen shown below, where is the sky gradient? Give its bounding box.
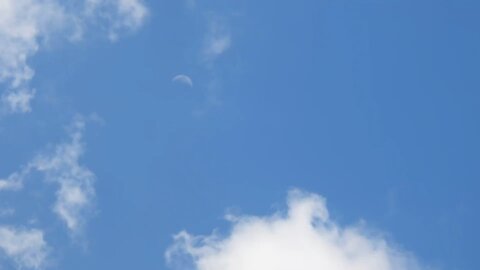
[1,0,479,270]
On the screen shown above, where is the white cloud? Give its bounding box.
[166,189,425,270]
[0,117,94,268]
[0,0,148,114]
[0,116,96,234]
[0,226,49,269]
[0,0,65,113]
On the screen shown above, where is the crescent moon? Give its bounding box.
[172,74,193,87]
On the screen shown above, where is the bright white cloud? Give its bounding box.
[0,117,96,234]
[0,226,48,269]
[0,0,148,114]
[166,189,425,270]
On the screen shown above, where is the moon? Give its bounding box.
[172,74,193,87]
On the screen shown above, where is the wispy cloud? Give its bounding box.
[0,226,49,269]
[166,189,425,270]
[1,89,37,113]
[32,116,95,234]
[85,0,149,41]
[203,17,231,64]
[0,116,96,235]
[0,172,24,191]
[0,0,148,114]
[190,15,232,116]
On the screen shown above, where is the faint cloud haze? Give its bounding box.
[203,17,232,63]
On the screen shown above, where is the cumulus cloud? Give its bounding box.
[0,116,96,234]
[0,0,148,114]
[0,226,48,269]
[166,189,425,270]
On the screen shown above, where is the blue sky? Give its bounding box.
[0,0,479,269]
